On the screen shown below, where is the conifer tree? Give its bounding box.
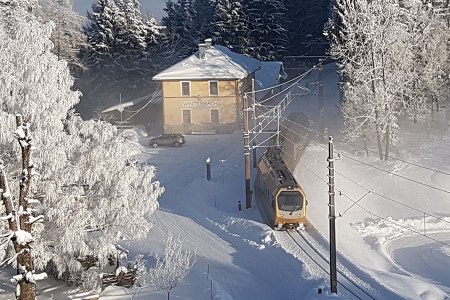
[246,0,288,60]
[214,0,251,55]
[82,0,121,73]
[162,0,196,59]
[284,0,330,56]
[191,0,215,43]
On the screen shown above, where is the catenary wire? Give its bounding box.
[278,128,450,225]
[292,153,450,246]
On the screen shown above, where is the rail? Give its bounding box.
[286,230,375,300]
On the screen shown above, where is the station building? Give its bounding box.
[152,39,261,134]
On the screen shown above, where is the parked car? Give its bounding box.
[150,133,185,148]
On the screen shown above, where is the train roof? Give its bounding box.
[261,147,298,188]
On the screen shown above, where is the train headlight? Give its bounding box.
[297,214,301,217]
[280,214,284,217]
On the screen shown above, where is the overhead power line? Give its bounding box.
[340,153,450,195]
[279,122,450,216]
[279,114,450,179]
[337,189,450,247]
[341,142,450,177]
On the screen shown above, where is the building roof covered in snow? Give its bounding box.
[152,44,261,81]
[255,61,287,91]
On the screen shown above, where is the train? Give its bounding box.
[254,147,307,230]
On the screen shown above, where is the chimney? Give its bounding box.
[198,43,206,59]
[204,38,212,48]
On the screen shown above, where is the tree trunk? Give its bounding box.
[363,132,369,157]
[375,111,384,160]
[445,100,450,131]
[384,124,390,161]
[18,251,36,300]
[371,46,383,160]
[14,116,37,300]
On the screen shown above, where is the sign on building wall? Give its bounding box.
[182,101,218,107]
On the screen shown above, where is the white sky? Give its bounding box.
[72,0,166,21]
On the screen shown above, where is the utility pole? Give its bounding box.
[252,79,257,168]
[243,94,252,209]
[319,62,325,143]
[328,136,337,294]
[276,105,281,147]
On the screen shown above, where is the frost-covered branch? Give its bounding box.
[149,232,195,293]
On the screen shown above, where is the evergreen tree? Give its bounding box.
[115,0,147,55]
[81,0,161,89]
[113,0,149,74]
[285,0,330,56]
[246,0,288,60]
[191,0,215,43]
[214,0,251,55]
[82,0,121,73]
[162,0,196,59]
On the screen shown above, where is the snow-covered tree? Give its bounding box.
[328,0,449,159]
[246,0,288,60]
[191,0,215,43]
[161,0,196,59]
[284,0,330,56]
[328,0,412,159]
[214,0,251,55]
[115,0,147,55]
[36,0,86,73]
[82,0,162,80]
[82,0,121,72]
[150,232,195,297]
[400,2,449,121]
[0,2,163,288]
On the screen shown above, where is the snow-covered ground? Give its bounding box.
[1,63,449,299]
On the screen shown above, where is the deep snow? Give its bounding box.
[1,63,449,299]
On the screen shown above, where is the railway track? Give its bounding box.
[286,230,376,300]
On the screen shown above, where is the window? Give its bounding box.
[181,81,191,96]
[210,109,219,123]
[209,81,218,96]
[277,191,303,211]
[182,110,191,124]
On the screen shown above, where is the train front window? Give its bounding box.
[278,191,302,211]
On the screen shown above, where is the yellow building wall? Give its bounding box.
[163,80,238,126]
[163,80,236,98]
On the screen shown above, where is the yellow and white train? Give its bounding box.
[255,147,307,230]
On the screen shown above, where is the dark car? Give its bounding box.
[150,134,185,148]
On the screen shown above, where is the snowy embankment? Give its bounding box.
[290,64,450,299]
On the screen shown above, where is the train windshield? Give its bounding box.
[278,191,303,211]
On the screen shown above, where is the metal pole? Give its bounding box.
[328,136,337,293]
[319,63,325,143]
[276,105,280,147]
[120,92,123,124]
[243,95,252,209]
[206,157,211,181]
[252,79,257,168]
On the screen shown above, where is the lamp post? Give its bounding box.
[206,157,211,181]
